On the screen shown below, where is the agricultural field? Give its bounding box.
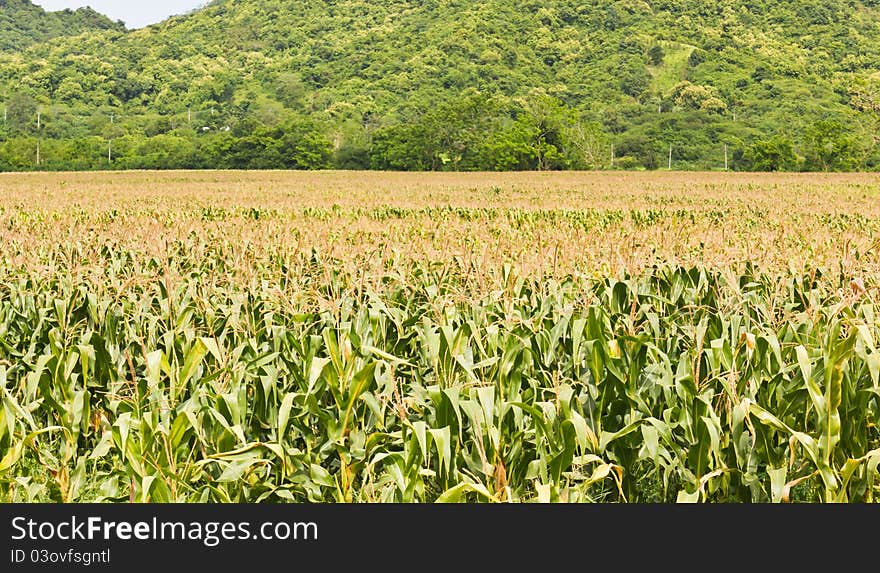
[0,170,879,503]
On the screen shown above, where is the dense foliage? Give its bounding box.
[0,0,123,52]
[2,0,880,170]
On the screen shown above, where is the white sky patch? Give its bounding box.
[32,1,208,29]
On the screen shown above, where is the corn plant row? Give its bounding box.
[0,245,878,502]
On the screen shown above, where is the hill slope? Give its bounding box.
[0,0,124,52]
[2,0,880,171]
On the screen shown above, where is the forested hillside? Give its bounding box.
[2,0,880,171]
[0,0,123,52]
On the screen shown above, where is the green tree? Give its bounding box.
[647,45,665,66]
[744,136,799,171]
[620,64,651,99]
[6,92,37,135]
[276,116,332,169]
[483,93,572,171]
[803,120,862,171]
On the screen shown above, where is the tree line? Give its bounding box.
[1,88,876,172]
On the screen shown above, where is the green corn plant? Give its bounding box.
[1,230,878,503]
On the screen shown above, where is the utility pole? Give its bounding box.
[668,144,672,170]
[36,140,40,167]
[724,144,729,171]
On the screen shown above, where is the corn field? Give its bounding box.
[1,171,879,503]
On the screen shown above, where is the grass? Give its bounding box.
[648,40,696,95]
[0,170,878,503]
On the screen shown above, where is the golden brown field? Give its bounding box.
[2,170,880,283]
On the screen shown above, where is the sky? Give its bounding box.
[33,1,208,29]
